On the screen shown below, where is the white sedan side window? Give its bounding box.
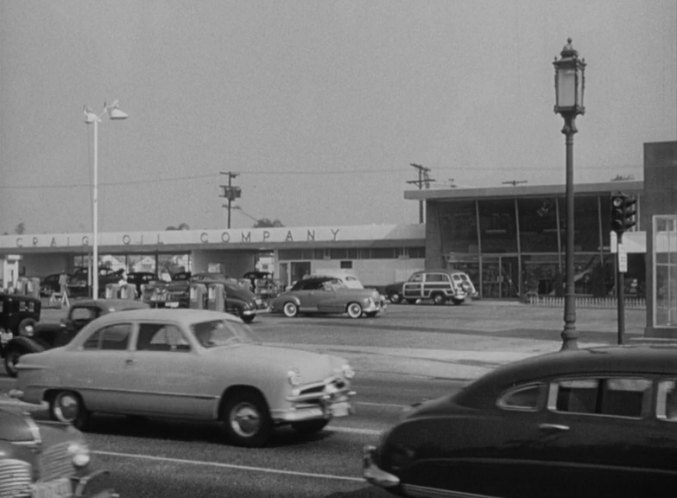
[83,323,131,350]
[137,323,190,352]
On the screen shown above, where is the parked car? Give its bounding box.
[0,292,41,363]
[308,271,364,289]
[271,276,386,318]
[364,345,677,498]
[384,281,406,304]
[39,272,64,297]
[3,298,149,377]
[242,271,280,299]
[171,271,192,281]
[125,271,156,295]
[14,308,355,447]
[141,274,268,323]
[68,267,125,298]
[0,404,116,497]
[401,269,477,305]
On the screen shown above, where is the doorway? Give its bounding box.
[481,256,519,298]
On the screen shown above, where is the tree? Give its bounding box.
[253,218,284,228]
[14,222,25,234]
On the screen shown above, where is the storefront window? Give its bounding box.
[655,216,677,327]
[478,200,517,253]
[518,197,559,252]
[438,201,478,254]
[558,195,601,252]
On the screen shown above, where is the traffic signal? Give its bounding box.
[610,194,637,235]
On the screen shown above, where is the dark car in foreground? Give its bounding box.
[364,345,677,498]
[0,404,116,497]
[3,299,148,377]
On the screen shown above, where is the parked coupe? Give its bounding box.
[141,274,268,323]
[364,345,677,498]
[39,272,64,297]
[271,276,386,318]
[3,298,148,377]
[67,267,125,298]
[14,308,355,447]
[0,404,115,497]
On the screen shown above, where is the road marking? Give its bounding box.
[95,450,364,482]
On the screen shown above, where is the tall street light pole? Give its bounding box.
[553,39,586,350]
[84,101,128,300]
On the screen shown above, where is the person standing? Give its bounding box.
[58,271,70,308]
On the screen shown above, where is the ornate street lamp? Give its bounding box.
[553,39,586,350]
[84,101,128,300]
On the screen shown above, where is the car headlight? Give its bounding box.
[287,368,301,386]
[21,325,34,337]
[68,440,91,468]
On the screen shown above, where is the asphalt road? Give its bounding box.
[0,300,647,496]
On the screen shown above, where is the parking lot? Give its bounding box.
[33,297,649,381]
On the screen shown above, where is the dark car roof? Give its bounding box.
[457,345,677,408]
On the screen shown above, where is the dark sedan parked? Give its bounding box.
[141,274,268,323]
[3,298,148,377]
[364,345,677,498]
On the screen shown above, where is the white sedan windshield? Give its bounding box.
[191,319,254,348]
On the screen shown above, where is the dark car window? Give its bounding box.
[657,380,677,421]
[552,377,651,418]
[498,383,546,411]
[137,323,190,352]
[426,273,448,283]
[83,323,131,350]
[408,273,423,283]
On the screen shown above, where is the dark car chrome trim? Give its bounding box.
[363,445,400,488]
[401,483,501,498]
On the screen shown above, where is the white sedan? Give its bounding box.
[13,308,355,447]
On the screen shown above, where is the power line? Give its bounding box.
[220,171,241,229]
[407,163,435,223]
[0,163,642,191]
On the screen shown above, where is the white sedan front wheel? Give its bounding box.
[222,391,273,447]
[283,302,299,318]
[346,302,363,319]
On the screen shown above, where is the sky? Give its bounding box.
[0,0,675,235]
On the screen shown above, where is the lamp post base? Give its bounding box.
[560,323,579,351]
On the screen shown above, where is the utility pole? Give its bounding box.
[220,172,241,229]
[407,163,435,223]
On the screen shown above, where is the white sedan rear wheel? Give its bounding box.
[50,391,90,430]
